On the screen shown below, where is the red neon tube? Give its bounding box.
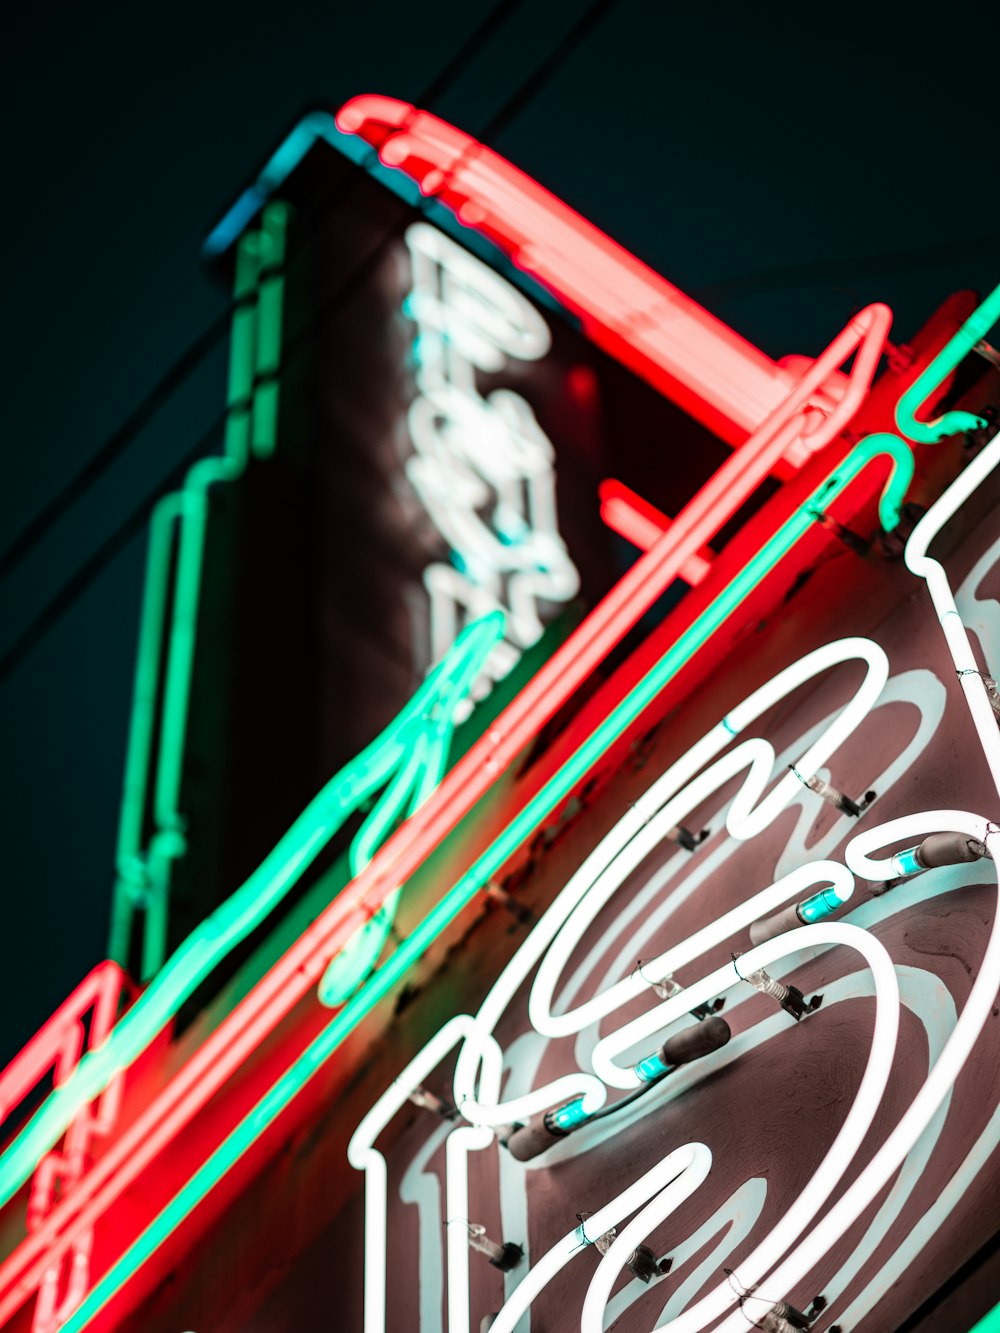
[0,108,892,1325]
[337,95,833,448]
[0,963,122,1123]
[598,479,714,578]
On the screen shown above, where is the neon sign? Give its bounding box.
[13,417,917,1333]
[403,221,580,716]
[354,650,999,1328]
[333,97,831,451]
[0,91,995,1331]
[111,203,291,981]
[345,291,1000,1331]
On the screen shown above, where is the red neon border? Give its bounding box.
[0,965,122,1126]
[336,96,799,447]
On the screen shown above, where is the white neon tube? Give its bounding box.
[527,636,884,1043]
[580,1143,713,1333]
[846,810,993,881]
[904,433,1000,797]
[668,439,1000,1331]
[603,922,896,1333]
[406,222,552,366]
[689,442,1000,1331]
[624,635,886,838]
[348,1016,502,1333]
[455,638,884,1123]
[445,1120,496,1333]
[404,219,580,711]
[593,917,894,1081]
[360,1153,388,1333]
[456,1074,606,1126]
[531,848,853,1044]
[487,1145,711,1333]
[451,802,652,1122]
[354,429,1000,1330]
[708,824,999,1333]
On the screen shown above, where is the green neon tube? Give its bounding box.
[250,230,285,459]
[111,204,290,980]
[0,613,503,1216]
[58,278,999,1331]
[895,282,1000,444]
[57,432,913,1332]
[110,494,185,964]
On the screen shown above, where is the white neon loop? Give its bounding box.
[905,432,1000,797]
[592,918,894,1081]
[846,809,994,880]
[667,440,1000,1330]
[704,819,1000,1333]
[626,635,887,835]
[486,1145,712,1333]
[353,434,1000,1330]
[530,840,853,1044]
[684,442,1000,1331]
[406,222,552,366]
[455,636,883,1120]
[404,218,579,712]
[585,923,896,1333]
[580,1144,713,1333]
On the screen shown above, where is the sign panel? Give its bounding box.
[1,94,998,1333]
[341,461,1000,1330]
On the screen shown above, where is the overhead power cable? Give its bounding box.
[0,318,232,585]
[0,0,623,685]
[0,0,529,589]
[0,422,226,685]
[475,0,619,141]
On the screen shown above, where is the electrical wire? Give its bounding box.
[0,317,232,585]
[0,0,529,590]
[0,0,622,684]
[583,1072,665,1124]
[475,0,619,143]
[0,423,226,685]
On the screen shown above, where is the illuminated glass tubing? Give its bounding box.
[9,83,997,1333]
[56,428,913,1333]
[20,273,998,1333]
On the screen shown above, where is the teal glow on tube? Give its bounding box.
[633,1052,670,1082]
[891,846,924,878]
[546,1098,590,1133]
[797,886,847,924]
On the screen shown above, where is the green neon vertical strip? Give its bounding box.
[109,225,266,973]
[227,233,264,419]
[145,206,291,974]
[150,227,269,837]
[110,496,186,962]
[251,204,289,460]
[59,436,912,1332]
[151,486,211,836]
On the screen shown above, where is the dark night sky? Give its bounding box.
[2,0,999,1068]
